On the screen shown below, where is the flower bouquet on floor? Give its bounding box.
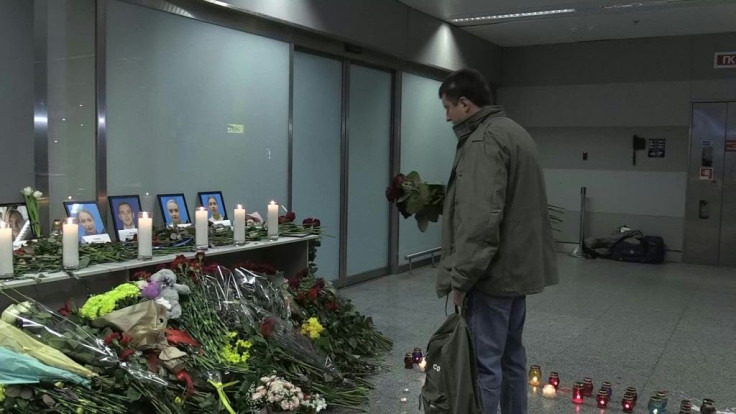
[385,171,445,232]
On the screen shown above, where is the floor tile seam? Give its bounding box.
[640,283,699,391]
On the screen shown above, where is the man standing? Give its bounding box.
[117,202,136,230]
[437,69,558,414]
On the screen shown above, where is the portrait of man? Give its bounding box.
[108,195,142,241]
[197,191,228,222]
[157,194,190,226]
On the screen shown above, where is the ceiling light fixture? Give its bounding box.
[451,8,576,23]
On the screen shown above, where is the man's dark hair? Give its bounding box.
[438,68,492,107]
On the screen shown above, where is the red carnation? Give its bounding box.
[57,301,72,317]
[312,219,321,228]
[171,255,188,269]
[260,318,276,338]
[295,292,307,305]
[132,270,151,281]
[195,251,206,262]
[325,300,339,312]
[308,287,319,300]
[278,216,287,224]
[104,332,121,345]
[312,278,325,290]
[392,173,405,190]
[385,186,398,202]
[302,218,314,228]
[120,334,133,346]
[120,348,136,361]
[285,212,296,222]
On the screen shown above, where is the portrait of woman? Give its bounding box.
[197,191,228,221]
[5,209,25,239]
[63,201,110,243]
[0,203,33,242]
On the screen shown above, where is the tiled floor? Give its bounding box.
[338,254,736,413]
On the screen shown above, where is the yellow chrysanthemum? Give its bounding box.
[301,317,324,339]
[80,283,141,319]
[221,334,252,366]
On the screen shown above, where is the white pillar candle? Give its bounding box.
[195,207,208,250]
[0,222,13,277]
[62,218,79,270]
[234,204,246,245]
[138,211,152,260]
[267,201,279,240]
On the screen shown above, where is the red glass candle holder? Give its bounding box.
[548,372,560,389]
[623,396,635,413]
[572,382,585,404]
[404,353,414,369]
[626,387,638,403]
[583,377,594,397]
[597,390,609,409]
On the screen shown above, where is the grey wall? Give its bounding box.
[0,0,35,202]
[499,33,736,256]
[219,0,503,83]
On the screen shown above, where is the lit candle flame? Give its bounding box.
[67,217,74,225]
[237,204,243,209]
[141,212,148,219]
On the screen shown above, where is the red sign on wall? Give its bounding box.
[715,52,736,68]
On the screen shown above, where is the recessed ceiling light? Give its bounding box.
[451,8,576,23]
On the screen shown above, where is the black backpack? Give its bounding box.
[420,310,482,414]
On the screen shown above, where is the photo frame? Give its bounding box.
[63,201,111,244]
[108,195,142,242]
[197,191,228,222]
[157,193,191,226]
[0,202,35,242]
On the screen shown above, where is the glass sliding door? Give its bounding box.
[346,64,392,277]
[292,52,342,280]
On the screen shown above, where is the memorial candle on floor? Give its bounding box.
[196,207,208,250]
[267,201,279,240]
[62,218,79,270]
[234,204,246,245]
[0,222,13,277]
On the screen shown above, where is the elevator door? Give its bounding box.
[684,102,736,266]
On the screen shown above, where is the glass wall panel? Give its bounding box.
[398,73,455,264]
[346,65,392,276]
[106,0,289,226]
[47,0,96,224]
[0,0,34,201]
[292,52,342,280]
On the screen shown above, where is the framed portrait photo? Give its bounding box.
[157,193,191,226]
[197,191,228,222]
[63,201,111,244]
[0,202,35,243]
[108,195,142,242]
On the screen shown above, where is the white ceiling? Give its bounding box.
[397,0,736,47]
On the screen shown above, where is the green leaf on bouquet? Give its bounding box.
[405,195,425,214]
[405,171,421,185]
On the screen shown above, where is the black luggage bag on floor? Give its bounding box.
[610,234,665,264]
